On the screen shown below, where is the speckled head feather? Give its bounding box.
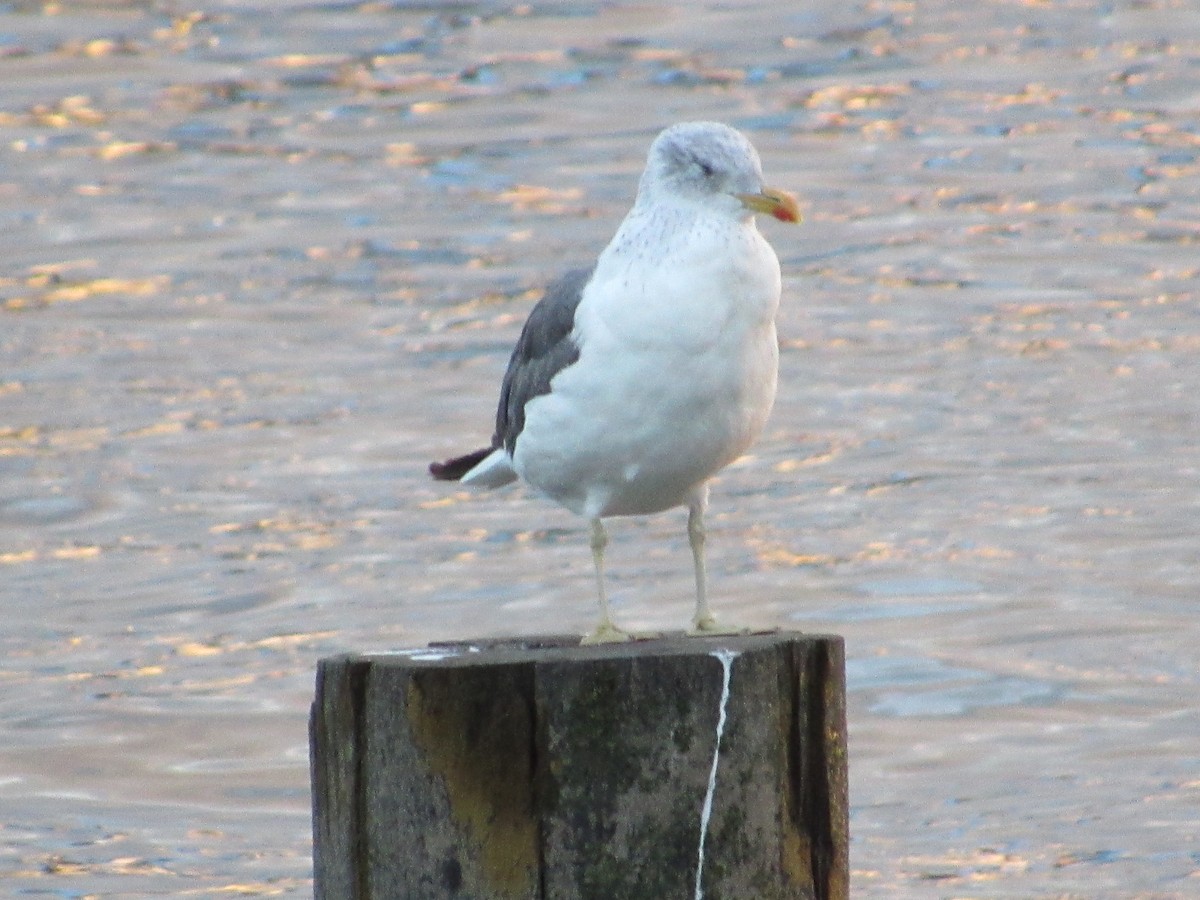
[637,121,767,209]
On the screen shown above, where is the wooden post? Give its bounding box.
[310,632,847,900]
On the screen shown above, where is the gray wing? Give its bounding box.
[494,265,593,454]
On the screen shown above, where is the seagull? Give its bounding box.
[430,121,799,643]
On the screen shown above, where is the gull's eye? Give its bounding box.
[688,153,716,178]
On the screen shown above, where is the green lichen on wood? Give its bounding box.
[405,668,539,898]
[313,635,847,900]
[539,655,722,898]
[576,792,700,898]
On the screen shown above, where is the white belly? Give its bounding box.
[512,218,781,519]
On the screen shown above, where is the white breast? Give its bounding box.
[512,205,781,519]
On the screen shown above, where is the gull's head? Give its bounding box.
[638,121,800,224]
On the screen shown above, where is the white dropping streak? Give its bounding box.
[695,648,739,900]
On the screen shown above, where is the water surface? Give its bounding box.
[2,1,1198,896]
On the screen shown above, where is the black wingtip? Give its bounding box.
[429,447,492,481]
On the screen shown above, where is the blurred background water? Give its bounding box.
[1,0,1197,895]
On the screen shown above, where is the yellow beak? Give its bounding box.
[736,187,802,223]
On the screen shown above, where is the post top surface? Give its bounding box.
[328,630,842,670]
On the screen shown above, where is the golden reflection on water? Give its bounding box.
[2,0,1199,895]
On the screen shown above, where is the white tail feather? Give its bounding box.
[460,448,518,489]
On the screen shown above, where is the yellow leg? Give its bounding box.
[687,500,719,632]
[580,518,632,645]
[687,492,745,637]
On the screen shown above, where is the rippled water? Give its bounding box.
[2,0,1198,896]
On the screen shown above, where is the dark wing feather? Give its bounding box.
[428,266,591,481]
[495,266,592,453]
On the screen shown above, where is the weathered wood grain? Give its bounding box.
[311,632,847,900]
